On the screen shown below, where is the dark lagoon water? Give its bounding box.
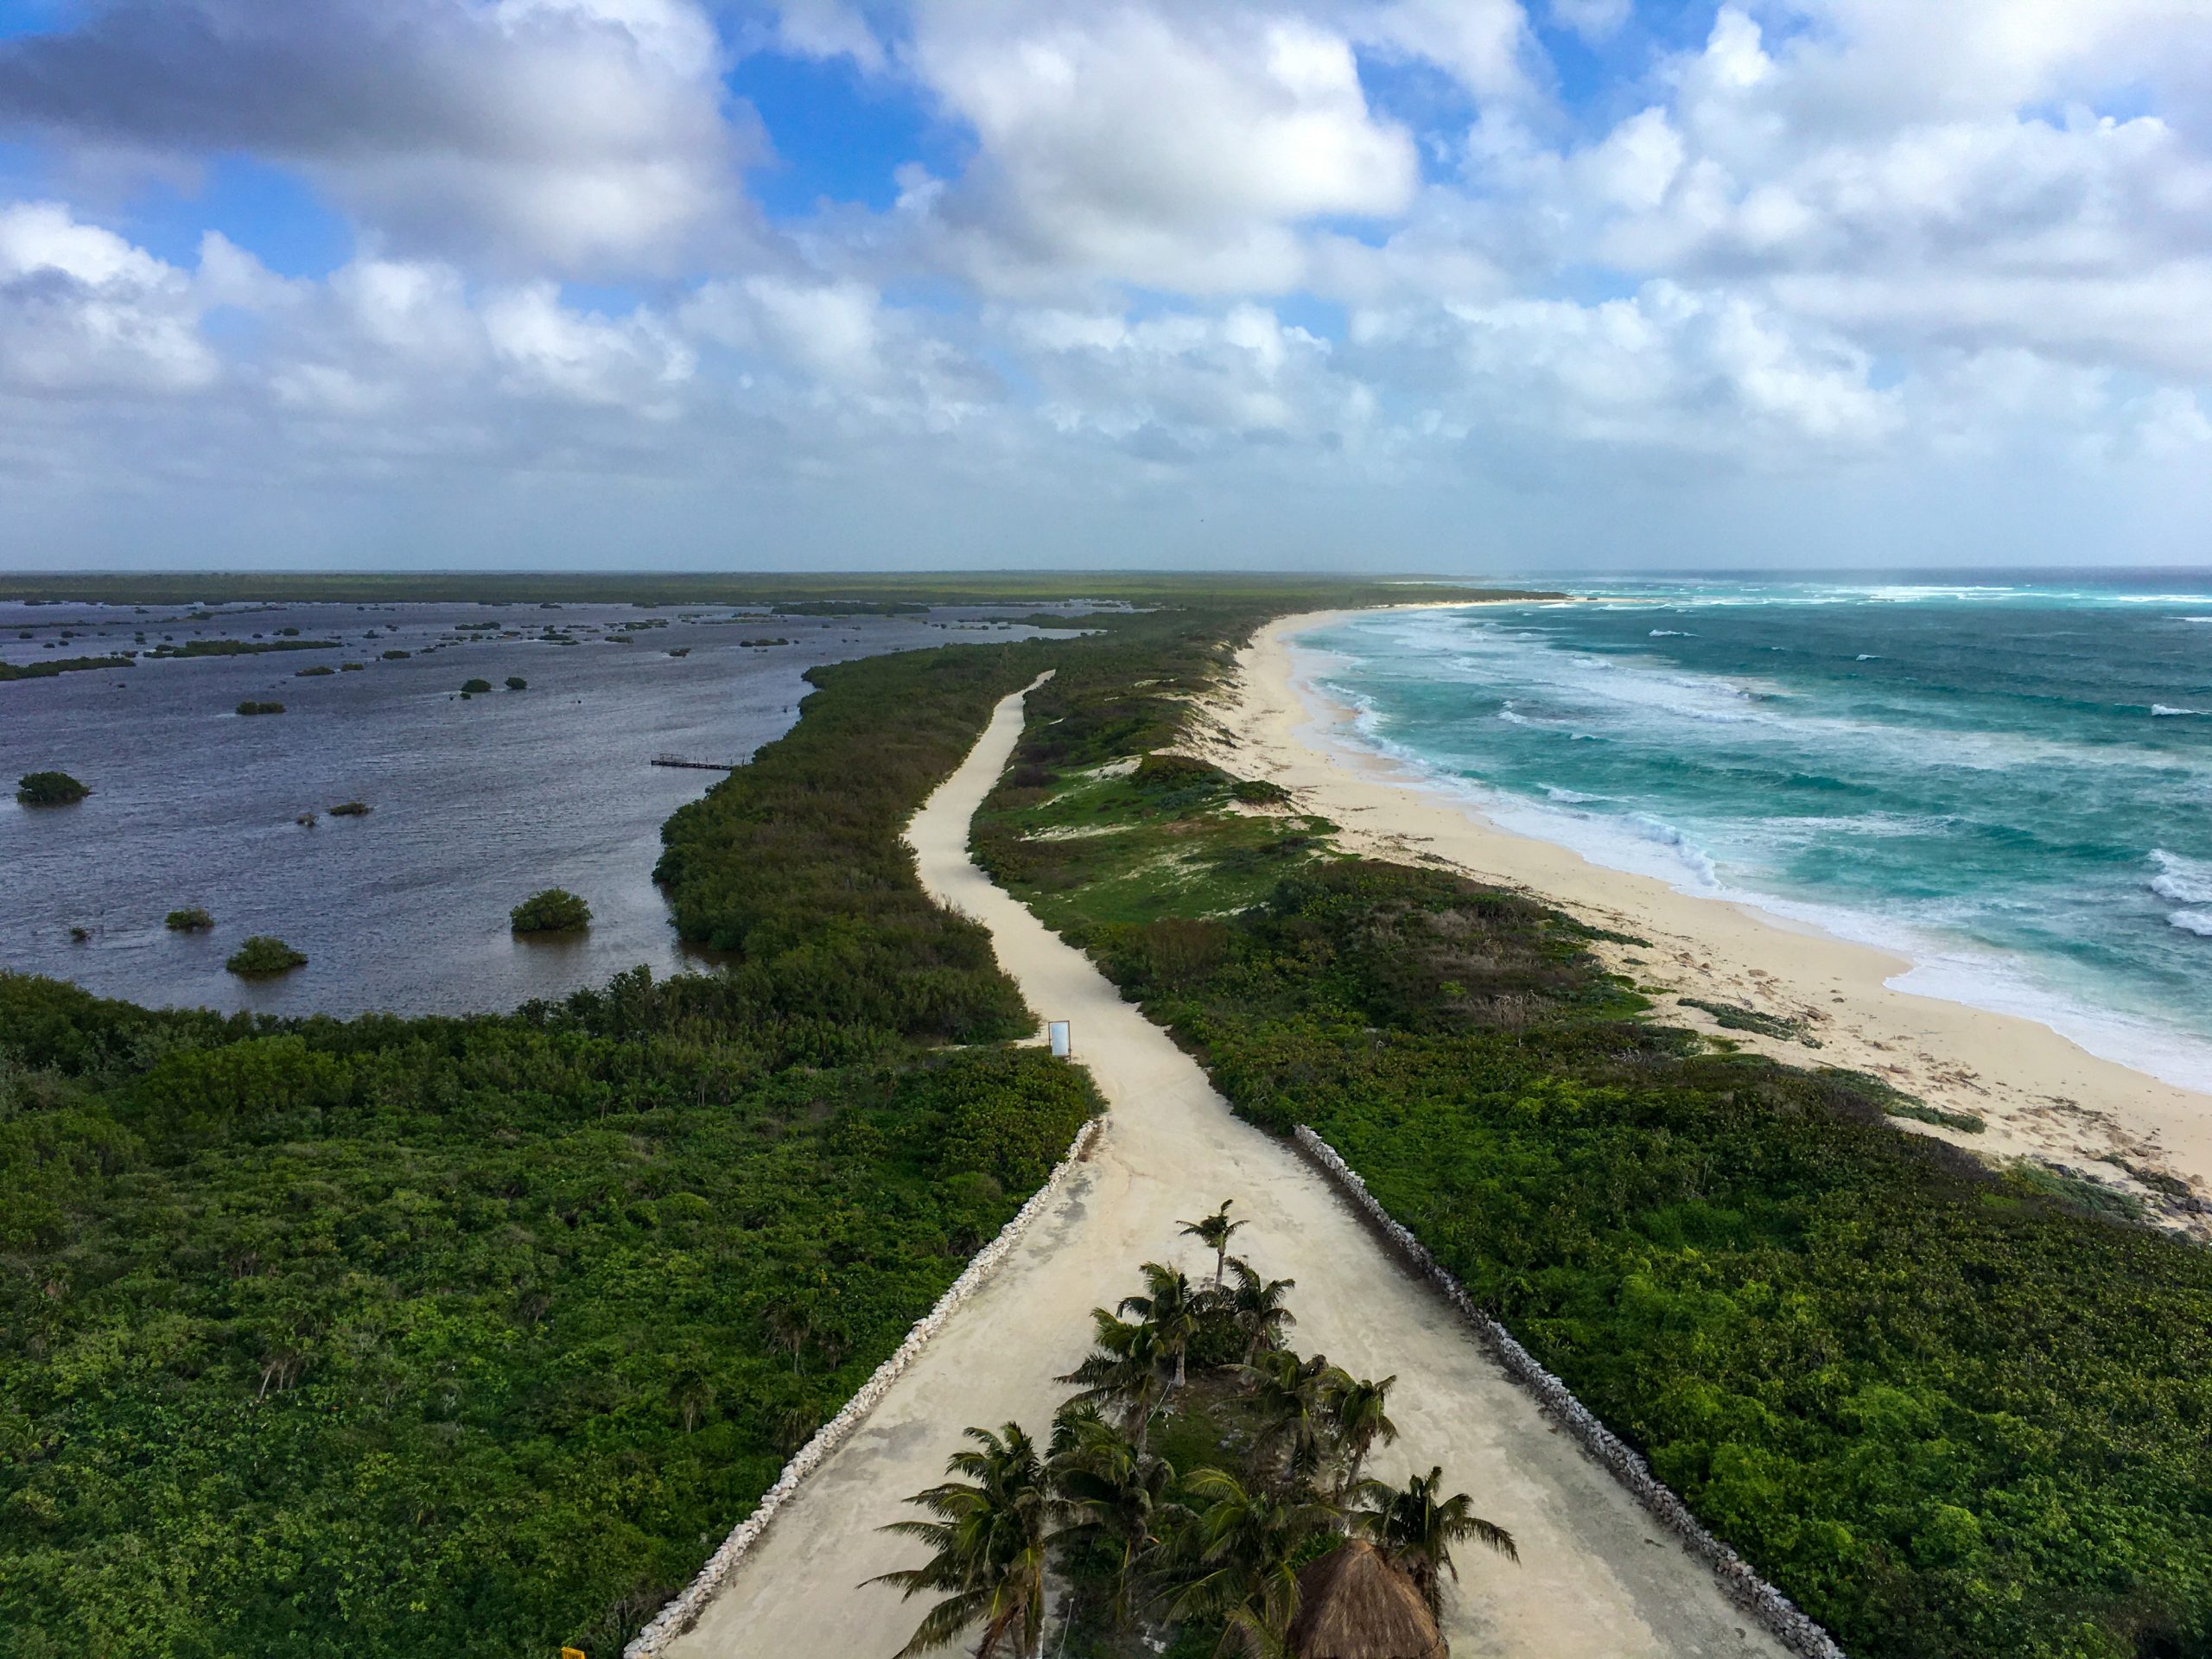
[2,597,1076,1017]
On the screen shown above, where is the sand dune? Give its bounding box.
[666,679,1784,1659]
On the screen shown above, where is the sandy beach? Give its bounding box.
[666,680,1790,1659]
[1192,608,2212,1230]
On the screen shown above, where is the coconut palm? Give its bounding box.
[1353,1465,1517,1618]
[1322,1372,1398,1500]
[1120,1262,1205,1390]
[868,1422,1058,1658]
[1163,1467,1344,1657]
[1224,1257,1298,1363]
[1058,1310,1172,1452]
[1243,1351,1341,1494]
[1179,1198,1248,1287]
[1049,1405,1178,1630]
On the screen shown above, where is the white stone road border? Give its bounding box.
[1293,1126,1849,1659]
[624,1115,1104,1658]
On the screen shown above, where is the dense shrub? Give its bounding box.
[511,888,592,934]
[15,770,88,805]
[234,700,285,716]
[164,907,213,931]
[224,935,307,976]
[462,677,493,694]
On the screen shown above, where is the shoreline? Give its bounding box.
[1195,608,2212,1230]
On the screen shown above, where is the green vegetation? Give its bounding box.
[0,653,133,682]
[6,574,2201,1659]
[144,638,340,658]
[15,770,89,805]
[328,800,372,817]
[971,624,2212,1659]
[1679,996,1823,1047]
[234,700,286,716]
[506,675,528,690]
[876,1224,1509,1656]
[510,888,593,935]
[340,661,366,671]
[0,616,1121,1654]
[164,907,214,932]
[224,935,308,976]
[381,649,411,660]
[294,664,334,677]
[462,677,493,694]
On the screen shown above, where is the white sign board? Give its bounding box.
[1047,1020,1072,1058]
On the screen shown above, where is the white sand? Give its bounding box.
[1192,610,2212,1230]
[669,680,1788,1659]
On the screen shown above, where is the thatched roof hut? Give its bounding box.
[1287,1541,1447,1659]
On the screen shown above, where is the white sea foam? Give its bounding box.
[2150,849,2212,906]
[1856,653,1878,661]
[1543,785,1601,804]
[2151,705,2199,717]
[1296,629,2212,1095]
[1649,629,1692,637]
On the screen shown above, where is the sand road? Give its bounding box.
[666,683,1786,1659]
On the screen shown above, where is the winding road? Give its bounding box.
[664,682,1784,1659]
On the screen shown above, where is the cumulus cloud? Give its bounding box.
[0,0,752,272]
[2,0,2209,566]
[902,2,1419,293]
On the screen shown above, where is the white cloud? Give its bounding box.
[904,3,1418,293]
[0,201,218,393]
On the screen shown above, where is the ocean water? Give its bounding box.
[1302,574,2212,1090]
[1,596,1078,1017]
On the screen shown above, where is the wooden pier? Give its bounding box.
[652,754,739,771]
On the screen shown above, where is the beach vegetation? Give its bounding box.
[462,677,493,694]
[16,770,89,805]
[505,676,528,690]
[295,664,334,677]
[975,626,2212,1659]
[382,649,410,659]
[165,907,213,931]
[510,888,593,934]
[328,800,371,817]
[225,935,307,976]
[234,700,285,715]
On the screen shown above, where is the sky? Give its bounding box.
[0,0,2209,573]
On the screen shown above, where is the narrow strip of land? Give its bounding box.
[668,683,1786,1659]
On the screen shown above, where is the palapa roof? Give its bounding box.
[1287,1541,1447,1659]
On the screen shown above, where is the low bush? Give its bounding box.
[225,936,307,976]
[234,701,285,716]
[462,677,493,694]
[511,888,592,934]
[165,908,214,932]
[16,771,89,805]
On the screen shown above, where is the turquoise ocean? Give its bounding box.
[1300,574,2212,1091]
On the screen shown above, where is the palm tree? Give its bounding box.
[1049,1405,1177,1630]
[1179,1198,1247,1287]
[1058,1310,1172,1453]
[1353,1465,1517,1618]
[1321,1371,1398,1500]
[1120,1262,1204,1390]
[1163,1466,1343,1657]
[1242,1351,1339,1494]
[868,1422,1058,1658]
[1223,1258,1297,1363]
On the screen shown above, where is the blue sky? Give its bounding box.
[0,0,2206,571]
